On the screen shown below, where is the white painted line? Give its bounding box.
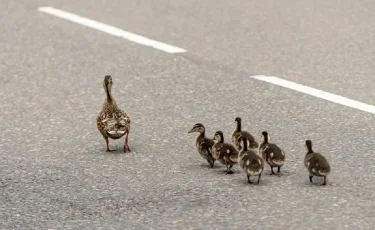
[38,6,186,54]
[251,75,375,114]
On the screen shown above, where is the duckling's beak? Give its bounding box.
[188,128,195,133]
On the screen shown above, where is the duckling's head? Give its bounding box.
[261,131,269,143]
[103,75,113,92]
[188,123,205,134]
[234,117,242,131]
[305,140,313,153]
[213,131,224,143]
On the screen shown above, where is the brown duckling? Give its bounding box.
[232,117,258,152]
[188,123,215,168]
[304,140,331,185]
[258,131,286,175]
[212,131,239,174]
[238,135,264,184]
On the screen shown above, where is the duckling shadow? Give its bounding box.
[217,169,242,175]
[302,177,334,187]
[198,163,222,169]
[101,146,135,155]
[261,168,292,178]
[235,175,271,187]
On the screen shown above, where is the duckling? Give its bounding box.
[188,123,215,168]
[212,131,239,174]
[232,117,258,152]
[238,135,264,184]
[304,140,331,185]
[258,131,286,175]
[97,75,131,153]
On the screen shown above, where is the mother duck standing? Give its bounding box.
[97,75,131,152]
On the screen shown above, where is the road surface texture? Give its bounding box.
[1,0,374,229]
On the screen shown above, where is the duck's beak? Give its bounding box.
[188,128,195,133]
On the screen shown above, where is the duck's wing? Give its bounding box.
[98,110,130,138]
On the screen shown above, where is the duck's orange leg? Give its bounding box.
[105,138,116,152]
[124,127,131,152]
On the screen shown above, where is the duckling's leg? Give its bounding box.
[207,159,214,168]
[277,166,281,173]
[247,175,252,184]
[257,173,262,184]
[270,166,276,175]
[309,175,313,183]
[105,138,115,152]
[124,128,131,152]
[322,176,327,185]
[226,164,234,174]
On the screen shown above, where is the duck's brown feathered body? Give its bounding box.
[97,100,130,140]
[97,75,131,152]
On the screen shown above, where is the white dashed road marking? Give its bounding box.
[38,7,186,54]
[251,75,375,115]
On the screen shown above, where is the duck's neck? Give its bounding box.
[106,87,114,103]
[243,139,248,151]
[236,121,242,132]
[199,130,205,138]
[307,145,313,153]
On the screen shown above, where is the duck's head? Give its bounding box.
[213,131,224,143]
[188,123,205,134]
[103,75,113,92]
[261,131,269,144]
[305,140,313,153]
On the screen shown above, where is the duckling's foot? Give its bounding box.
[309,175,313,183]
[105,148,116,152]
[208,160,214,168]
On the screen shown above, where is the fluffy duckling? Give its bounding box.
[232,117,258,152]
[304,140,331,185]
[258,131,286,175]
[212,131,239,174]
[188,123,215,168]
[238,135,264,184]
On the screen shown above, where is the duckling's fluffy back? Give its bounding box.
[261,143,286,167]
[305,152,331,176]
[240,150,264,176]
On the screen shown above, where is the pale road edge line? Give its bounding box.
[37,6,187,54]
[250,75,375,115]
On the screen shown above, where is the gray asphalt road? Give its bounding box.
[1,0,374,229]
